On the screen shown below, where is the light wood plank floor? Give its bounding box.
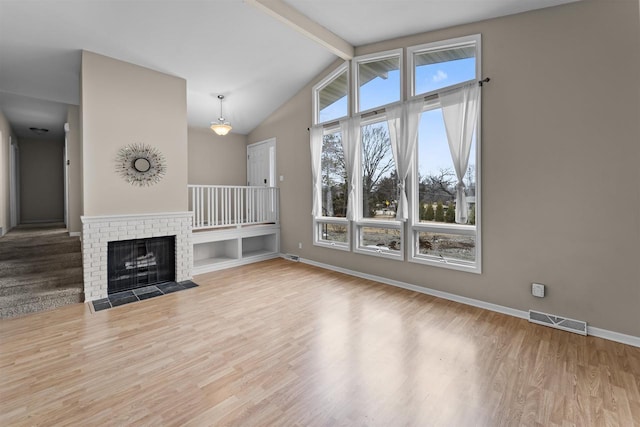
[1,258,639,426]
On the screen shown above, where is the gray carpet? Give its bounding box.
[0,223,84,318]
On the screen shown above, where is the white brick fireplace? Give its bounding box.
[81,212,193,301]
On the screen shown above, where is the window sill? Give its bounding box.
[409,254,481,274]
[412,222,476,235]
[354,246,404,261]
[314,240,350,251]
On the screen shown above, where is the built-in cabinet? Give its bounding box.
[192,224,280,274]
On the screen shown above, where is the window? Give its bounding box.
[356,224,403,257]
[354,118,403,259]
[360,120,396,220]
[313,62,349,125]
[354,50,402,113]
[310,35,481,272]
[408,35,480,98]
[314,128,350,250]
[319,130,348,218]
[410,35,481,273]
[416,107,476,228]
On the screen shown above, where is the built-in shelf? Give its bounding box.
[192,224,280,274]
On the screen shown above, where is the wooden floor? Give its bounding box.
[1,259,639,426]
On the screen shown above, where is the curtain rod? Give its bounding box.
[307,77,491,131]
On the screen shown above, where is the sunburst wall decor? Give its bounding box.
[115,143,167,187]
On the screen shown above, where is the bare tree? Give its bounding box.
[320,124,396,218]
[419,168,456,204]
[321,133,347,216]
[361,124,395,217]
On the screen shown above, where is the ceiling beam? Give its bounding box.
[245,0,354,60]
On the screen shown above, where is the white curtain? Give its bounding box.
[386,99,423,221]
[340,117,360,221]
[440,82,480,224]
[310,125,323,217]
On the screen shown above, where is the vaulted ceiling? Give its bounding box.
[0,0,579,140]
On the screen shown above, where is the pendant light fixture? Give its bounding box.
[210,94,232,136]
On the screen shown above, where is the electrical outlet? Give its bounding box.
[298,242,302,249]
[532,283,545,298]
[279,175,284,182]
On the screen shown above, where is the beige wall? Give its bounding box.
[81,51,188,216]
[19,138,64,223]
[0,112,14,234]
[188,127,247,185]
[66,106,82,233]
[249,0,640,336]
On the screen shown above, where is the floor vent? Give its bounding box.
[283,253,300,262]
[528,310,587,335]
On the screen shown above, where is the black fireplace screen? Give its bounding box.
[107,236,176,294]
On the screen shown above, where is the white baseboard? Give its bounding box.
[298,257,640,348]
[69,231,81,238]
[587,326,640,348]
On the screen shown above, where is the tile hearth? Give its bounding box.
[91,280,198,312]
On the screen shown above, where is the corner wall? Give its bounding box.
[248,0,640,336]
[81,51,188,216]
[0,112,15,234]
[66,106,82,233]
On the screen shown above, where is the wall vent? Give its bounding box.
[528,310,587,336]
[283,253,300,262]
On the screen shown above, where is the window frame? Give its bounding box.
[354,220,404,260]
[313,124,351,251]
[409,74,482,274]
[352,48,404,116]
[310,35,482,272]
[353,114,404,260]
[314,217,351,251]
[312,61,350,126]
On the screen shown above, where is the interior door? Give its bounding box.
[247,138,276,187]
[247,138,276,223]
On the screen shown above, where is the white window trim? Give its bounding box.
[314,217,351,251]
[312,61,350,125]
[407,34,481,100]
[352,48,403,116]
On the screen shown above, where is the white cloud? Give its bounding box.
[432,70,448,82]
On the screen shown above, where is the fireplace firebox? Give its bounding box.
[107,236,176,294]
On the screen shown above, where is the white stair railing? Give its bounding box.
[188,185,279,230]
